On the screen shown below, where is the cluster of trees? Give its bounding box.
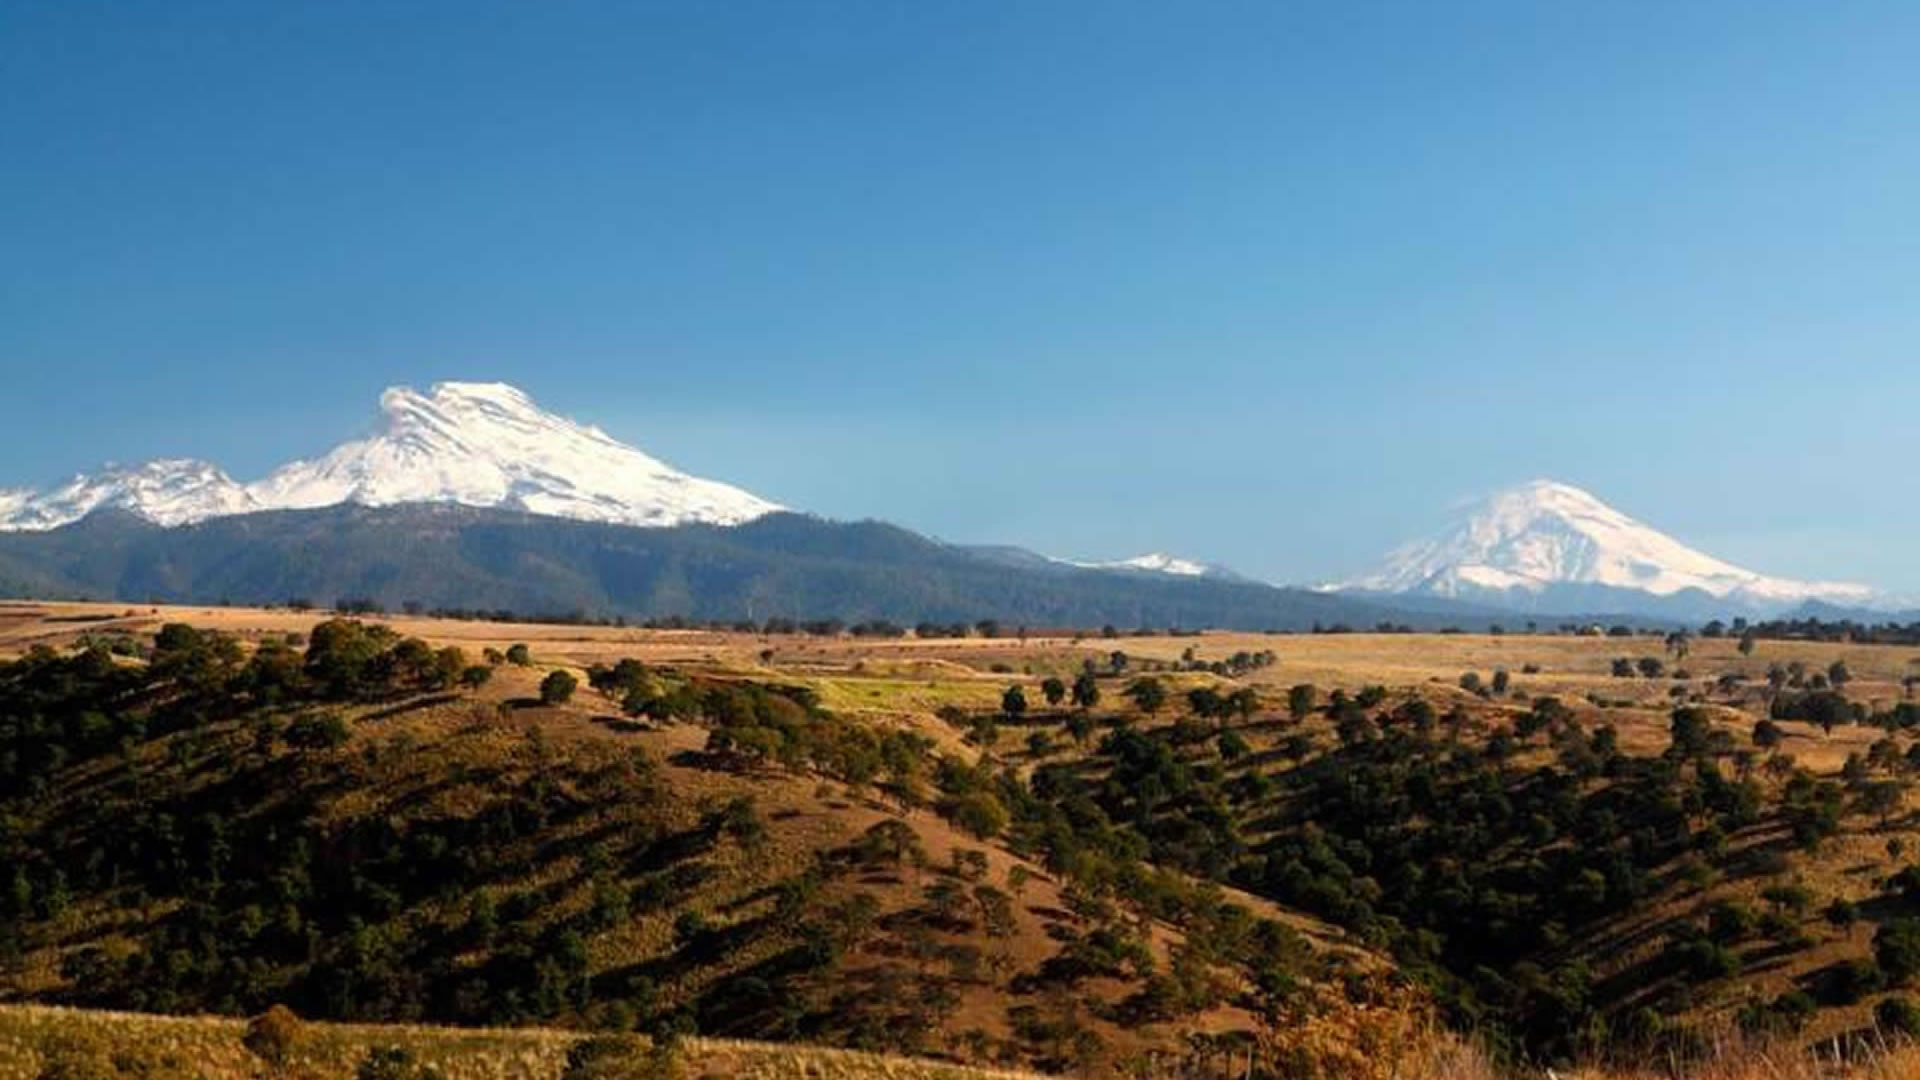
[0,630,688,1024]
[1717,617,1920,647]
[5,621,1318,1073]
[5,627,1041,1054]
[921,667,1920,1064]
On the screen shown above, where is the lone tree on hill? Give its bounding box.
[1287,684,1317,721]
[1071,671,1101,710]
[1040,676,1066,708]
[1001,684,1028,720]
[540,669,578,706]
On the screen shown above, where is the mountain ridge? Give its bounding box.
[0,502,1444,630]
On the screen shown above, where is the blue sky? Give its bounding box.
[5,2,1919,589]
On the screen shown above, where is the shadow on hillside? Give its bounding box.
[359,693,460,723]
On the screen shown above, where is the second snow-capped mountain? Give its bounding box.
[0,382,781,531]
[1338,479,1873,615]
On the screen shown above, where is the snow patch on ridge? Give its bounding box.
[1063,551,1250,582]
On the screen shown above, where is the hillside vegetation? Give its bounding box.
[10,603,1920,1075]
[0,606,1361,1077]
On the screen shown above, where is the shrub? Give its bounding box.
[1825,897,1858,929]
[243,1004,304,1066]
[941,791,1009,839]
[1878,918,1920,984]
[356,1046,444,1080]
[284,712,350,750]
[1879,995,1920,1038]
[505,644,532,666]
[562,1035,663,1079]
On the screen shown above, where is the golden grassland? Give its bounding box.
[14,1002,1920,1080]
[0,1004,1051,1080]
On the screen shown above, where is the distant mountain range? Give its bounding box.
[0,383,1402,628]
[0,504,1436,630]
[1334,479,1885,619]
[0,387,1895,624]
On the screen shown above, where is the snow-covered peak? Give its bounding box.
[1104,552,1213,577]
[1065,551,1252,582]
[1341,479,1873,608]
[0,382,781,531]
[0,459,257,530]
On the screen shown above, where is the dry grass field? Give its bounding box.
[0,1003,1050,1080]
[13,1002,1920,1080]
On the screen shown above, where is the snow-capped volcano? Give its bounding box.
[1340,479,1874,612]
[249,382,779,526]
[0,382,781,531]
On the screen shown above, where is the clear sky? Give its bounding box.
[5,2,1919,589]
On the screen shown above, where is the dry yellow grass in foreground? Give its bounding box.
[14,1003,1920,1080]
[0,1004,1048,1080]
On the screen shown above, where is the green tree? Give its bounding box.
[540,670,579,706]
[1287,684,1317,720]
[1669,708,1713,758]
[1125,677,1167,715]
[285,712,351,750]
[1040,677,1067,708]
[942,791,1009,839]
[1071,672,1100,711]
[1001,685,1028,720]
[1825,897,1858,929]
[1877,918,1920,984]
